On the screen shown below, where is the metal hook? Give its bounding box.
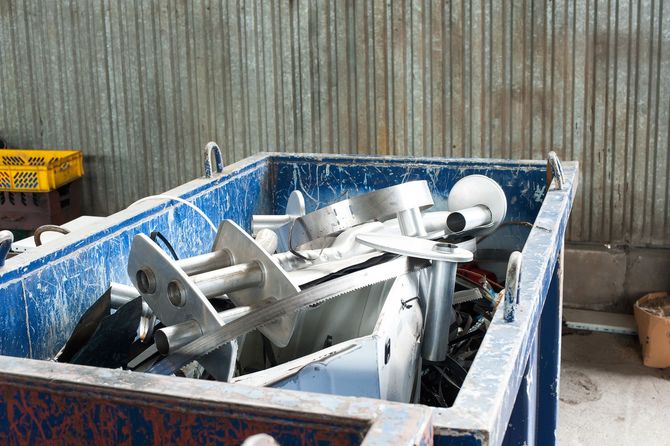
[503,251,522,323]
[547,151,565,190]
[204,142,224,178]
[0,230,14,268]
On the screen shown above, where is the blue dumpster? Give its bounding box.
[0,153,577,445]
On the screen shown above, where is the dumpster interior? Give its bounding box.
[42,157,547,409]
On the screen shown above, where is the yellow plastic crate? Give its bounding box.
[0,149,84,192]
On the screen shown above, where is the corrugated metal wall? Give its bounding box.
[0,1,668,247]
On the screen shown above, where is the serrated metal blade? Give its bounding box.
[148,255,430,376]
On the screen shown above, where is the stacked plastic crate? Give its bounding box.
[0,148,84,230]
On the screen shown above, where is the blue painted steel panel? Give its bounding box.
[0,280,30,358]
[0,153,578,445]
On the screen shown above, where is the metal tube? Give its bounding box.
[445,205,492,233]
[191,262,264,298]
[254,228,278,254]
[154,306,251,355]
[252,214,293,232]
[155,319,203,355]
[422,244,459,362]
[176,250,233,276]
[421,211,450,234]
[397,207,428,237]
[110,283,153,318]
[174,229,273,277]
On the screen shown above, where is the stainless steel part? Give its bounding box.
[254,228,279,254]
[191,262,264,298]
[127,234,237,381]
[155,319,203,355]
[423,244,459,361]
[355,234,473,263]
[445,205,492,233]
[504,251,522,323]
[290,181,434,247]
[176,250,232,276]
[109,282,153,318]
[252,191,306,253]
[447,175,507,236]
[155,306,252,355]
[275,222,384,273]
[397,207,428,237]
[212,220,301,347]
[355,234,474,362]
[147,255,429,376]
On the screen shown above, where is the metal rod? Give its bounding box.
[110,283,153,318]
[254,228,279,254]
[155,307,251,355]
[155,319,203,355]
[445,205,492,233]
[422,243,459,362]
[252,214,294,232]
[191,262,264,298]
[397,207,428,237]
[176,250,233,276]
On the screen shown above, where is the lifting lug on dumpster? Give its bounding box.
[0,230,12,268]
[203,141,224,178]
[504,251,522,322]
[547,151,565,190]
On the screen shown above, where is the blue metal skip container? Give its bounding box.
[0,153,578,445]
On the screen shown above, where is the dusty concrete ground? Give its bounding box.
[558,331,670,445]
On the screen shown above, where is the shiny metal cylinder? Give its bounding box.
[191,262,264,298]
[445,205,492,233]
[155,319,203,355]
[154,306,251,355]
[176,250,233,276]
[422,244,459,362]
[252,214,293,232]
[397,207,428,237]
[110,283,153,318]
[254,228,279,254]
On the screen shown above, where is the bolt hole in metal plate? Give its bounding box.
[136,268,156,294]
[128,234,237,381]
[167,281,186,307]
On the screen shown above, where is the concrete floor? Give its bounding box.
[558,330,670,445]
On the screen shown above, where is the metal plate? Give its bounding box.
[277,190,306,252]
[127,234,236,380]
[356,234,473,263]
[290,181,434,247]
[213,220,301,347]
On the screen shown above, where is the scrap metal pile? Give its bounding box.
[57,175,519,407]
